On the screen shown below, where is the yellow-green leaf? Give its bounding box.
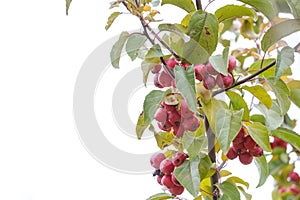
[275,46,295,81]
[245,122,272,152]
[154,131,175,149]
[105,12,121,30]
[66,0,72,15]
[110,31,129,68]
[271,127,300,151]
[161,0,196,13]
[226,90,250,120]
[254,155,269,187]
[242,85,272,109]
[215,5,258,22]
[238,0,276,21]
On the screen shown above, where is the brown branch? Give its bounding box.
[195,0,202,10]
[212,60,276,97]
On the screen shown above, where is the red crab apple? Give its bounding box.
[228,56,237,72]
[289,185,300,195]
[160,159,175,175]
[206,62,218,75]
[165,58,178,69]
[154,108,168,123]
[150,152,166,169]
[161,175,175,188]
[154,73,163,88]
[159,71,172,87]
[183,116,200,132]
[169,185,185,195]
[233,128,245,144]
[168,110,181,126]
[157,174,163,185]
[233,142,247,154]
[158,121,172,131]
[238,152,253,165]
[289,171,300,182]
[172,152,187,167]
[203,75,216,90]
[244,135,257,150]
[171,173,181,186]
[194,64,206,81]
[180,99,194,119]
[279,187,286,194]
[174,125,185,138]
[271,137,287,150]
[226,147,238,160]
[181,62,190,70]
[216,74,233,88]
[151,64,162,73]
[249,146,263,157]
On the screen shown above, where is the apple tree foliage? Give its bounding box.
[67,0,300,199]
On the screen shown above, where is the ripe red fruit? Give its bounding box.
[244,135,257,150]
[162,102,177,112]
[168,110,181,126]
[169,185,185,195]
[206,62,218,75]
[154,73,163,88]
[279,187,286,194]
[160,159,175,175]
[154,108,168,123]
[233,142,247,154]
[172,152,187,167]
[216,74,233,88]
[228,56,237,72]
[165,58,178,69]
[203,75,216,90]
[238,152,253,165]
[171,173,181,186]
[151,64,162,73]
[174,125,185,138]
[289,171,300,182]
[233,128,245,144]
[180,99,194,119]
[194,64,205,81]
[289,185,300,195]
[157,121,172,131]
[182,116,200,132]
[226,147,238,160]
[271,137,287,150]
[249,146,263,157]
[159,71,172,87]
[181,62,190,70]
[150,152,166,169]
[157,174,163,185]
[161,175,175,188]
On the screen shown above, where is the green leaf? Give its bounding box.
[201,99,228,134]
[183,132,207,161]
[125,34,147,61]
[174,159,200,197]
[275,46,295,80]
[209,47,229,76]
[255,101,283,131]
[145,44,164,59]
[271,127,300,151]
[254,155,269,187]
[154,131,175,149]
[261,19,300,52]
[286,0,300,18]
[248,58,276,78]
[143,89,171,124]
[141,58,161,85]
[146,193,174,200]
[242,85,272,109]
[245,122,272,152]
[66,0,72,15]
[290,89,300,108]
[161,0,196,13]
[215,5,258,22]
[110,31,129,68]
[105,12,121,30]
[198,155,212,180]
[215,109,243,154]
[226,91,250,120]
[238,0,276,21]
[174,66,197,112]
[250,114,266,124]
[187,11,219,55]
[226,176,249,189]
[266,78,290,115]
[215,181,240,200]
[158,23,186,38]
[237,186,252,200]
[182,40,209,64]
[136,112,149,139]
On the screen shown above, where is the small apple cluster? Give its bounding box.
[270,137,288,150]
[226,127,263,165]
[150,152,188,196]
[194,56,236,90]
[154,98,200,137]
[278,171,300,196]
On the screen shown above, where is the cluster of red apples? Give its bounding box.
[155,98,200,138]
[150,151,188,196]
[226,127,263,165]
[152,56,237,90]
[279,171,300,196]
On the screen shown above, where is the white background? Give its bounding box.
[0,0,299,199]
